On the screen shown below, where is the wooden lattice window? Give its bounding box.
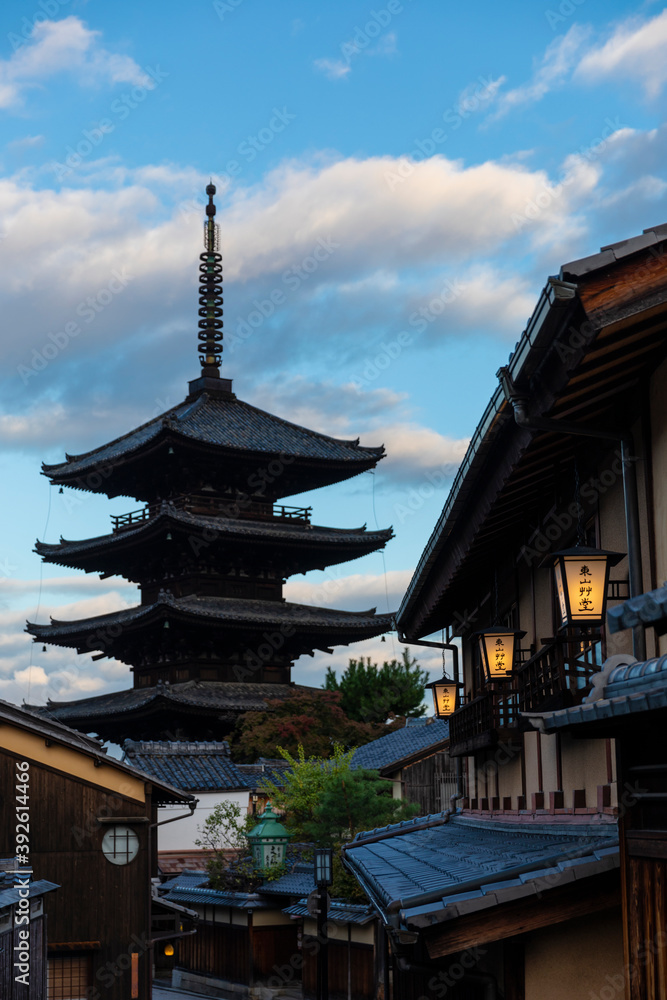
[47,955,92,1000]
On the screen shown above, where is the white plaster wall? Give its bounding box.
[157,790,251,851]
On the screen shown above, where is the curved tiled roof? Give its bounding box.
[35,506,392,567]
[43,389,384,480]
[29,681,326,722]
[27,594,392,642]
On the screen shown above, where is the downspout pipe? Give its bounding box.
[396,632,464,800]
[498,366,646,660]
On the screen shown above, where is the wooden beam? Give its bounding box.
[425,871,620,959]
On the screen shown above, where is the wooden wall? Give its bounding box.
[302,937,375,1000]
[176,921,249,984]
[0,915,47,1000]
[401,750,457,815]
[0,750,153,1000]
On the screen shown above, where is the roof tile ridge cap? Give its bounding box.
[45,399,187,468]
[236,396,383,452]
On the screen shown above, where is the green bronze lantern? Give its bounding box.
[247,802,290,870]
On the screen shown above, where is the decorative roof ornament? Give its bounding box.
[198,183,223,378]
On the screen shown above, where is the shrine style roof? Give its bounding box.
[27,595,393,648]
[27,681,328,724]
[42,384,384,495]
[35,505,392,574]
[343,813,618,931]
[123,739,251,791]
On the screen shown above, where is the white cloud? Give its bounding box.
[313,58,351,81]
[285,569,410,611]
[0,17,152,110]
[576,9,667,97]
[489,24,591,120]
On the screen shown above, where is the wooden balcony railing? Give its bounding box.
[517,636,603,712]
[449,689,521,757]
[111,495,312,532]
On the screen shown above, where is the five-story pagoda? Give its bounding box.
[27,185,393,741]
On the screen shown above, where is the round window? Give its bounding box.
[101,825,139,865]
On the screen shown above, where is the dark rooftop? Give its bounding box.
[344,814,618,930]
[123,740,250,791]
[36,505,392,571]
[43,389,384,482]
[28,681,321,722]
[258,863,315,897]
[283,898,375,925]
[27,594,393,644]
[351,718,449,773]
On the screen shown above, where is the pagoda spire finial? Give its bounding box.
[197,183,223,378]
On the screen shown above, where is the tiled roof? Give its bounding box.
[351,719,449,773]
[43,389,384,479]
[344,814,618,930]
[560,224,667,278]
[259,863,315,897]
[36,507,392,562]
[164,885,273,910]
[607,581,667,634]
[123,740,250,791]
[29,681,319,722]
[526,653,667,734]
[0,873,59,909]
[159,870,209,892]
[236,760,292,788]
[28,594,393,642]
[283,899,375,925]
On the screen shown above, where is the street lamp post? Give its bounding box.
[314,847,333,1000]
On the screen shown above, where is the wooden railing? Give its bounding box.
[517,636,603,712]
[111,495,312,531]
[449,689,520,756]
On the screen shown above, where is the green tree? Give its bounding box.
[324,648,428,723]
[262,744,419,900]
[230,690,381,762]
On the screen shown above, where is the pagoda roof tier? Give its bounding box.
[27,594,394,661]
[42,383,385,501]
[24,681,324,742]
[35,505,393,580]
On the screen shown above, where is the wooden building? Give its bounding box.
[346,223,667,998]
[27,184,393,742]
[527,588,667,1000]
[0,865,58,1000]
[0,700,195,1000]
[351,717,454,815]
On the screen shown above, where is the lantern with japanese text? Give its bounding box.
[474,627,526,683]
[424,675,460,717]
[550,546,624,628]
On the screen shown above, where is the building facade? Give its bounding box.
[347,224,667,998]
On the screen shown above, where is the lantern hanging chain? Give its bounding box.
[575,458,584,546]
[441,628,446,678]
[493,568,500,625]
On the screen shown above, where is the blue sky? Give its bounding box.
[2,0,667,711]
